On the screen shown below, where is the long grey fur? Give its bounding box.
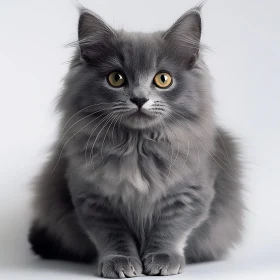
[28,6,244,278]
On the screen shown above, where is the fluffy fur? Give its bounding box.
[28,6,244,278]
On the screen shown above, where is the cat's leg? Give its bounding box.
[28,146,97,263]
[186,178,243,263]
[70,190,142,278]
[28,218,96,263]
[141,185,214,276]
[186,129,244,263]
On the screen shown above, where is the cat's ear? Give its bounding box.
[163,7,202,68]
[78,10,116,60]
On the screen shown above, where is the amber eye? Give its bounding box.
[108,71,126,87]
[154,72,172,88]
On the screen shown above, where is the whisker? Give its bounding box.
[166,114,238,183]
[111,114,131,151]
[111,113,122,144]
[184,137,190,166]
[171,110,230,164]
[51,114,107,175]
[90,112,117,169]
[161,117,176,178]
[84,112,114,165]
[170,110,234,171]
[168,139,180,176]
[192,112,234,168]
[168,129,174,176]
[62,102,121,131]
[100,113,119,162]
[58,107,112,147]
[195,141,200,175]
[158,102,232,166]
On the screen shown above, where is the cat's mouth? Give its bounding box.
[129,109,154,119]
[122,109,161,129]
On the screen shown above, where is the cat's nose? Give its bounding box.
[130,97,149,109]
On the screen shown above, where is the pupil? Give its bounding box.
[160,74,167,83]
[115,73,121,82]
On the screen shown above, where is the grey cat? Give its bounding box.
[28,5,244,278]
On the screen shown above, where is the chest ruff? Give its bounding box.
[73,131,199,202]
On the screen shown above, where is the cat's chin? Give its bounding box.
[123,116,161,130]
[120,109,161,129]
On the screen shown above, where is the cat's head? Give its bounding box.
[60,6,212,130]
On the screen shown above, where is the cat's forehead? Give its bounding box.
[115,31,164,72]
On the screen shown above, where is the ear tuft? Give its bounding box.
[163,7,203,68]
[78,10,113,40]
[76,9,116,60]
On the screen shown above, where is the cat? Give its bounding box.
[28,5,244,278]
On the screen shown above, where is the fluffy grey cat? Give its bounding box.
[28,5,244,278]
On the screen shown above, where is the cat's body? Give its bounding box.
[29,6,244,278]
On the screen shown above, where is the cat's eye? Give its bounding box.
[108,71,126,87]
[153,72,172,88]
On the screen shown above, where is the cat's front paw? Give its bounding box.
[142,252,185,276]
[98,255,142,278]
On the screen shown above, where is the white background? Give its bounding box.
[0,0,280,279]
